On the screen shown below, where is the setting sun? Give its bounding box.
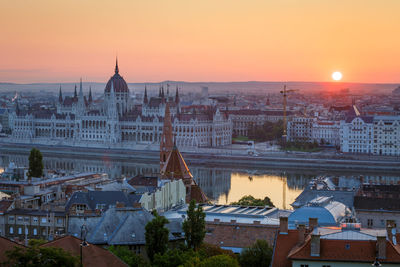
[332,71,343,81]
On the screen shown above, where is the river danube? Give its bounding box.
[1,151,399,209]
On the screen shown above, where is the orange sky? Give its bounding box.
[1,0,399,83]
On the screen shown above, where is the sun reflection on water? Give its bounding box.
[217,172,304,210]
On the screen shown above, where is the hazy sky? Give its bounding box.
[1,0,399,83]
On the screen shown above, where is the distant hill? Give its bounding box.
[0,81,398,95]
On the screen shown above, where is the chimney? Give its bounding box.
[298,224,306,244]
[279,217,288,234]
[133,202,142,209]
[377,235,386,259]
[309,217,318,230]
[310,233,320,257]
[116,202,125,208]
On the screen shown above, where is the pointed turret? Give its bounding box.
[158,85,162,97]
[88,86,93,103]
[108,81,118,119]
[161,85,165,103]
[143,85,148,104]
[77,78,85,114]
[58,85,63,103]
[160,103,174,170]
[167,83,170,97]
[175,86,180,104]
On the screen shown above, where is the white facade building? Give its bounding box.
[312,120,340,146]
[340,115,400,156]
[9,62,232,149]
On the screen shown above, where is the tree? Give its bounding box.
[230,195,275,207]
[145,210,170,261]
[3,240,78,266]
[152,249,199,267]
[198,254,240,267]
[183,200,206,250]
[28,148,44,178]
[108,245,149,267]
[239,240,273,267]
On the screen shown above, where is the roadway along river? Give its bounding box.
[1,149,400,209]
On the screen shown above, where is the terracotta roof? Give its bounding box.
[128,175,158,187]
[288,238,400,263]
[0,199,13,215]
[161,146,193,180]
[271,230,300,267]
[190,184,208,203]
[41,235,127,267]
[0,236,24,263]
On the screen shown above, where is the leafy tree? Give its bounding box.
[239,240,273,267]
[230,195,275,207]
[152,249,199,267]
[183,200,206,250]
[28,148,44,178]
[3,239,78,266]
[145,210,169,261]
[198,254,240,267]
[197,243,237,259]
[108,245,149,267]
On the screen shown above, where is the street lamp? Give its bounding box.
[80,224,89,267]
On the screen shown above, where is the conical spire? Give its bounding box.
[58,85,63,103]
[88,86,93,103]
[143,85,148,104]
[161,85,165,103]
[158,85,162,97]
[115,57,119,74]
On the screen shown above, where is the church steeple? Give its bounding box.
[58,85,63,103]
[143,85,148,104]
[115,57,119,74]
[160,103,173,171]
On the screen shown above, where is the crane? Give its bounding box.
[280,85,299,142]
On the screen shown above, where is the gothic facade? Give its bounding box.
[9,61,232,149]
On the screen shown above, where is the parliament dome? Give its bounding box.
[104,60,129,93]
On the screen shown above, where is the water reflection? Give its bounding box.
[1,152,400,209]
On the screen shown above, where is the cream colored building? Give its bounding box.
[139,179,186,212]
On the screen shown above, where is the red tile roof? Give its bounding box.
[288,234,400,264]
[271,230,300,267]
[0,199,14,215]
[41,235,127,267]
[0,236,24,263]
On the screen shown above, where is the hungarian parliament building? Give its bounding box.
[9,62,232,149]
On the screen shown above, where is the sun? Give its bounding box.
[332,71,343,81]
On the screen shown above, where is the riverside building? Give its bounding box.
[9,60,232,149]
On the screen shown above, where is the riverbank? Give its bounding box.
[1,142,399,173]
